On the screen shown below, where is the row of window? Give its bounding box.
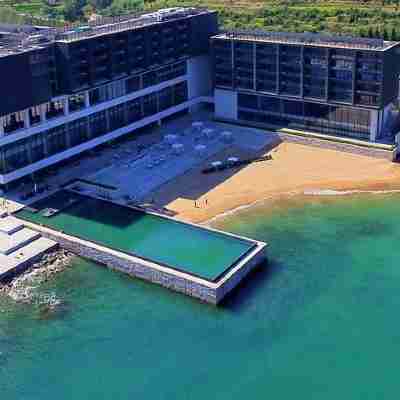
[1,61,188,136]
[0,82,188,174]
[237,93,371,139]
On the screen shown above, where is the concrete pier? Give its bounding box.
[19,218,266,304]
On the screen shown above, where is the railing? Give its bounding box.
[219,29,386,50]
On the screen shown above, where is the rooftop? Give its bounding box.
[55,7,210,43]
[0,7,211,57]
[214,30,399,51]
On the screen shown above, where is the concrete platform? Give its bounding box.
[0,216,24,235]
[0,227,41,255]
[0,237,57,280]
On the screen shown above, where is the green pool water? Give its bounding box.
[16,190,254,281]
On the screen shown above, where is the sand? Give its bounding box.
[144,142,400,223]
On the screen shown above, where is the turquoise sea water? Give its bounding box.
[17,190,253,281]
[3,194,400,399]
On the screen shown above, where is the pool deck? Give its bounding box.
[16,202,267,304]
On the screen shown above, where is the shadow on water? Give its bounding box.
[18,190,146,229]
[221,259,281,312]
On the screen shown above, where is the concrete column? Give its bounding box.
[300,46,304,98]
[84,91,90,108]
[40,104,47,123]
[105,108,111,132]
[0,117,4,137]
[64,98,69,116]
[43,134,49,156]
[65,125,72,148]
[253,43,256,91]
[370,109,379,142]
[24,110,30,129]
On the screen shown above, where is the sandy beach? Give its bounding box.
[144,141,400,223]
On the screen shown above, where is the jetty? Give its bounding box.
[0,215,57,282]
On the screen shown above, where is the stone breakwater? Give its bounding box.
[0,249,74,305]
[20,220,266,305]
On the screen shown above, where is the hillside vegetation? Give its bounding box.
[0,0,400,40]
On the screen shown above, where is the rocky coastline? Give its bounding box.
[0,249,74,305]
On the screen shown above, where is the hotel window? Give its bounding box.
[143,71,158,88]
[3,112,25,134]
[46,100,64,119]
[109,104,126,130]
[125,76,140,94]
[89,85,108,105]
[3,140,30,173]
[126,98,142,123]
[158,87,173,111]
[69,93,85,112]
[88,111,107,138]
[69,118,88,146]
[172,82,188,106]
[107,80,126,100]
[143,93,158,117]
[238,93,258,110]
[30,134,45,163]
[29,106,41,126]
[47,125,67,155]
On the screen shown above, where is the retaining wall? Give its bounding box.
[215,117,397,161]
[21,220,266,305]
[277,132,396,161]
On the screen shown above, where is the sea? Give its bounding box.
[2,192,400,399]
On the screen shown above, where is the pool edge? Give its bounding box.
[17,216,267,305]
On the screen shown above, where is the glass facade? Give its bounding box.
[213,38,386,109]
[0,81,188,174]
[238,92,371,139]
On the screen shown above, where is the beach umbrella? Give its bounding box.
[172,143,184,155]
[195,144,206,157]
[202,128,214,138]
[165,134,178,144]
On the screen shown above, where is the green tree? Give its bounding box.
[104,0,143,16]
[390,26,397,40]
[88,0,113,11]
[383,27,389,40]
[64,0,87,21]
[0,7,24,24]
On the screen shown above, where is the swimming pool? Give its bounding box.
[16,191,255,281]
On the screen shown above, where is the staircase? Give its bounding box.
[0,215,58,281]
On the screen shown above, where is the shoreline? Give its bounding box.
[204,185,400,225]
[144,142,400,225]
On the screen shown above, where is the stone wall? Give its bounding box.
[214,117,397,161]
[22,221,266,305]
[37,228,218,303]
[277,132,396,161]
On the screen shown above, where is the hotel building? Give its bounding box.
[1,11,400,191]
[212,31,400,142]
[0,8,217,189]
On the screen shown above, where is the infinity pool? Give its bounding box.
[16,191,255,281]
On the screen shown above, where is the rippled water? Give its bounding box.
[2,194,400,399]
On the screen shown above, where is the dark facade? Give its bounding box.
[0,8,218,117]
[54,10,217,94]
[212,31,400,140]
[0,47,54,117]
